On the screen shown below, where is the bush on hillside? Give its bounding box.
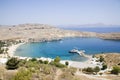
[12,68,32,80]
[39,59,43,63]
[18,59,27,66]
[30,58,37,62]
[50,61,66,68]
[93,66,100,74]
[111,66,120,75]
[54,56,60,63]
[101,64,107,70]
[99,56,104,62]
[83,66,100,74]
[85,67,94,73]
[44,60,49,64]
[65,61,69,66]
[25,60,39,69]
[55,62,66,68]
[6,58,19,70]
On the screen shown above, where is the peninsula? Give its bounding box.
[0,24,120,42]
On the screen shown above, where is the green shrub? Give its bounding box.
[65,61,69,66]
[44,60,49,64]
[54,56,60,63]
[101,64,107,70]
[12,68,32,80]
[99,56,104,62]
[6,58,19,70]
[30,58,37,62]
[18,59,27,67]
[83,66,100,74]
[86,67,93,72]
[39,59,43,63]
[25,60,39,69]
[50,61,66,68]
[93,66,100,74]
[55,62,66,68]
[111,66,120,75]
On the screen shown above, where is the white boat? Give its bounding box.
[69,49,85,56]
[69,49,79,53]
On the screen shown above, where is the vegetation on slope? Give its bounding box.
[3,57,77,80]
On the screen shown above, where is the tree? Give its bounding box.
[99,56,104,62]
[94,66,100,74]
[6,58,19,69]
[101,64,107,70]
[65,61,69,66]
[54,56,60,63]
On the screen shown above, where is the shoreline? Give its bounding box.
[7,42,102,68]
[7,43,25,57]
[1,42,102,68]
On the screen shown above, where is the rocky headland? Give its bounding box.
[0,24,120,42]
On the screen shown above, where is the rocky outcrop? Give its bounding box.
[0,24,120,42]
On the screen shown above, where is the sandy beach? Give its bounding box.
[60,57,102,68]
[36,56,102,69]
[7,43,25,57]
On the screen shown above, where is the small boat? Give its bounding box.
[69,49,79,53]
[69,49,85,56]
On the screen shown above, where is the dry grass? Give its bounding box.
[0,65,17,80]
[95,53,120,68]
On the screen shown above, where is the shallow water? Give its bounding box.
[15,38,120,61]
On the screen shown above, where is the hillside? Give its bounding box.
[0,24,120,42]
[95,53,120,68]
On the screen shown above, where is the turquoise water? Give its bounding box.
[15,38,120,61]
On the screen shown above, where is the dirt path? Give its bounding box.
[54,69,62,80]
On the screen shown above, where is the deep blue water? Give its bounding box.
[15,38,120,61]
[61,27,120,33]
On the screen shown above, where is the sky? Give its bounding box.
[0,0,120,25]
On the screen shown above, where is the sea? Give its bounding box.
[15,27,120,61]
[61,27,120,33]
